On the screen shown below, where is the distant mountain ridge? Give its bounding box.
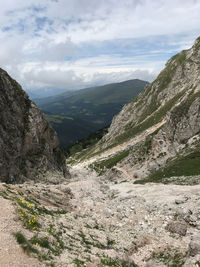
[27,88,73,99]
[35,79,148,147]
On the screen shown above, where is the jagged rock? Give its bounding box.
[165,220,187,236]
[0,68,68,183]
[175,196,190,205]
[189,233,200,256]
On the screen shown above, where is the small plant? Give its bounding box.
[13,232,38,255]
[152,249,186,266]
[100,255,138,266]
[73,258,85,266]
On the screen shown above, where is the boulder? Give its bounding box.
[165,220,187,236]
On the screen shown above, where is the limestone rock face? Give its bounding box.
[0,68,67,183]
[91,37,200,181]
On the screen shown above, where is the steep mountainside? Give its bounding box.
[75,37,200,184]
[35,79,148,147]
[0,68,67,183]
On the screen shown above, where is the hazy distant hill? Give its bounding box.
[27,88,73,99]
[35,79,148,147]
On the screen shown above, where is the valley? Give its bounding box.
[1,0,200,266]
[35,80,148,147]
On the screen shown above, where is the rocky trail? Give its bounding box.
[0,185,43,267]
[1,165,200,266]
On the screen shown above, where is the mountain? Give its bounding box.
[35,79,148,147]
[27,88,73,99]
[73,37,200,185]
[2,39,200,267]
[0,68,68,183]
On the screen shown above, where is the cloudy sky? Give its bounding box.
[0,0,200,96]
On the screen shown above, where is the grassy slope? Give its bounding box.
[135,148,200,184]
[36,79,148,112]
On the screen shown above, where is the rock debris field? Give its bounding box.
[0,165,200,266]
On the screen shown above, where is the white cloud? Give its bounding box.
[10,54,160,90]
[0,0,200,94]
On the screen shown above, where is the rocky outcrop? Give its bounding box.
[89,37,200,181]
[189,233,200,256]
[0,68,68,183]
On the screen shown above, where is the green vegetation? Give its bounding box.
[150,49,186,94]
[135,149,200,184]
[110,91,184,147]
[45,114,73,123]
[100,255,138,266]
[170,91,200,130]
[90,150,129,175]
[157,63,176,92]
[13,231,27,244]
[35,80,147,147]
[78,230,107,249]
[135,50,187,125]
[65,126,108,157]
[31,236,50,249]
[194,36,200,51]
[172,50,187,65]
[16,196,67,232]
[73,258,85,266]
[13,232,38,254]
[152,249,186,266]
[1,186,131,266]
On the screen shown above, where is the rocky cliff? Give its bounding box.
[80,37,200,183]
[0,68,67,183]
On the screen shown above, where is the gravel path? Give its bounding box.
[0,189,41,267]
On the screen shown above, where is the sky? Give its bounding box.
[0,0,200,96]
